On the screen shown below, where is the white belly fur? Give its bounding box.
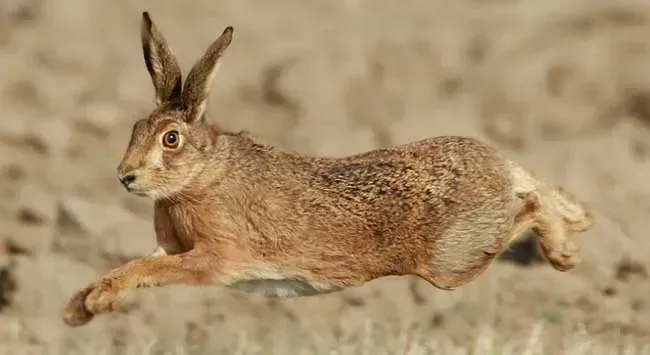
[226,270,343,298]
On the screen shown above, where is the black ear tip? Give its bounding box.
[141,11,154,32]
[223,26,234,35]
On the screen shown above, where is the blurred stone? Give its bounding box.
[74,101,122,138]
[0,114,28,145]
[57,196,136,236]
[0,0,42,23]
[614,258,648,282]
[97,219,155,262]
[2,163,25,182]
[0,247,16,312]
[576,211,647,284]
[54,196,155,267]
[29,119,72,158]
[11,254,98,315]
[6,184,57,255]
[0,116,71,157]
[16,184,57,226]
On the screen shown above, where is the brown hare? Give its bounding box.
[63,11,594,327]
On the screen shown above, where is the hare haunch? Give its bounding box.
[63,12,594,327]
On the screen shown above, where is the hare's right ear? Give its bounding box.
[181,26,233,124]
[140,12,183,106]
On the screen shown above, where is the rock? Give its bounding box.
[16,183,57,226]
[74,101,122,138]
[11,254,98,316]
[28,119,72,158]
[54,196,155,268]
[0,115,71,157]
[0,249,16,312]
[614,258,648,282]
[1,163,25,182]
[97,219,156,262]
[5,184,57,255]
[0,113,29,146]
[57,196,136,236]
[575,210,647,285]
[0,0,41,22]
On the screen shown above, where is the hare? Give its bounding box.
[63,11,594,327]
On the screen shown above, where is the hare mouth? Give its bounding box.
[124,185,149,197]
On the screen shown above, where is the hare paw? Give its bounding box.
[84,278,123,315]
[63,286,95,327]
[63,279,123,327]
[544,239,581,272]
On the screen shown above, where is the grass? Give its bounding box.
[1,313,648,355]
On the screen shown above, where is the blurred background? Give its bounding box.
[1,0,650,354]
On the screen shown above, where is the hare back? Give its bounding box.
[304,135,517,240]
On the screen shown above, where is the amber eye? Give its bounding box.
[162,130,180,148]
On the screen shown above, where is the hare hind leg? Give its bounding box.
[502,190,580,272]
[508,162,588,271]
[418,202,528,291]
[417,191,580,291]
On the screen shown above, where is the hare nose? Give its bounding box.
[117,169,137,189]
[120,173,136,187]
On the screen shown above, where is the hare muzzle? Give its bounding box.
[116,164,146,195]
[117,170,137,191]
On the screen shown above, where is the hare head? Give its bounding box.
[117,12,233,199]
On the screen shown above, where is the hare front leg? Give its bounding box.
[63,250,226,327]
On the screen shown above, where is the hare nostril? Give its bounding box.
[119,173,137,188]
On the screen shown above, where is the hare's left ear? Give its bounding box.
[181,26,234,123]
[141,12,183,106]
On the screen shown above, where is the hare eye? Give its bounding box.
[162,130,180,148]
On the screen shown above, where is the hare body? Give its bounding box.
[150,133,590,296]
[63,12,594,327]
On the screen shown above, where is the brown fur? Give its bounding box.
[62,11,595,327]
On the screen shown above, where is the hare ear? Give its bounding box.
[141,11,183,106]
[181,26,233,123]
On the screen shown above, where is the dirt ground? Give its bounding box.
[1,0,650,354]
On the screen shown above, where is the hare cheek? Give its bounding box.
[147,149,165,169]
